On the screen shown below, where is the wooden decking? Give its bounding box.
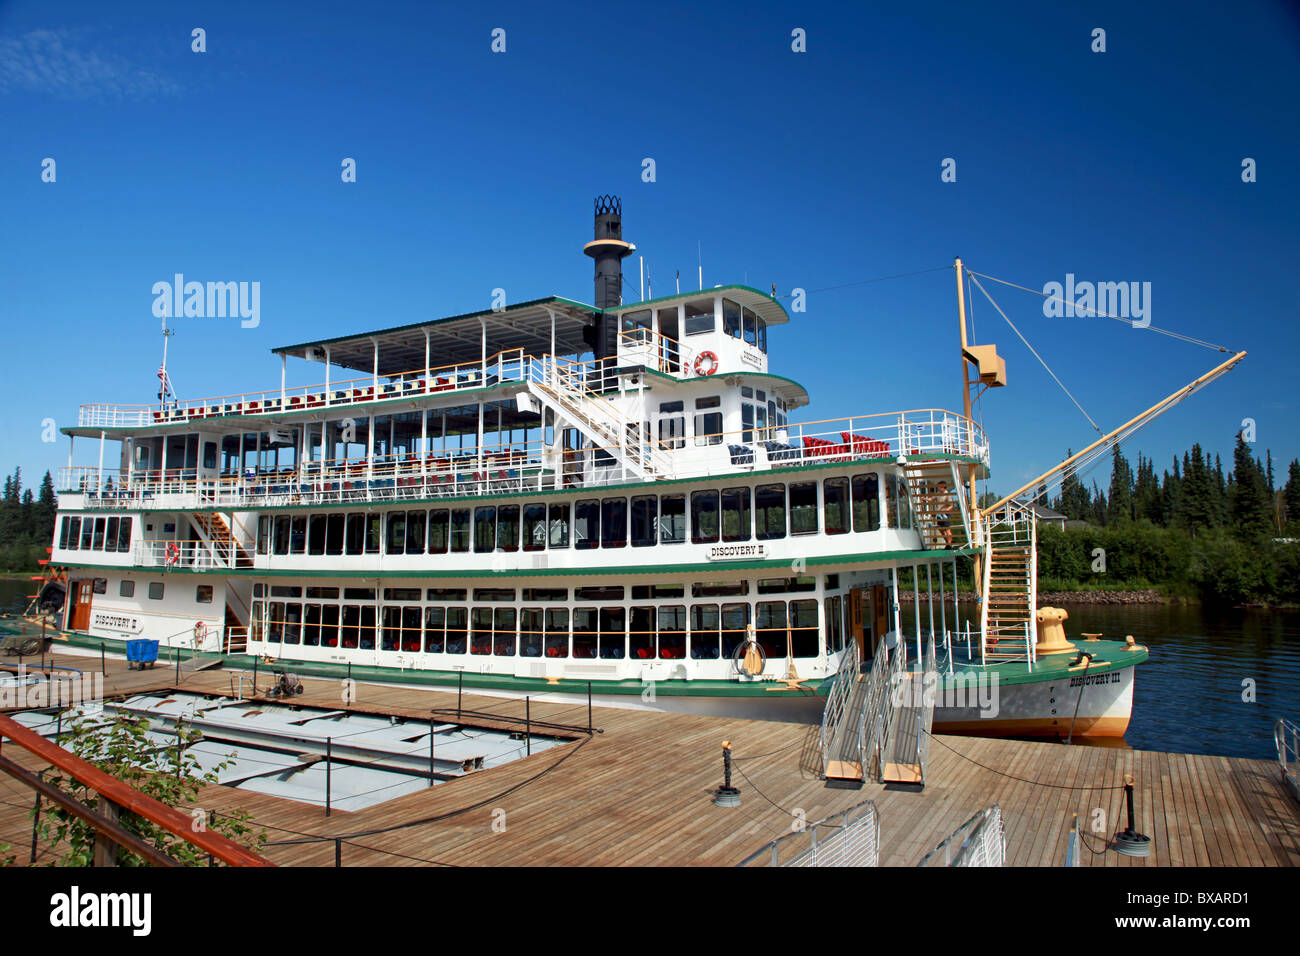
[2,652,1297,867]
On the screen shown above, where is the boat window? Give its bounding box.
[450,508,471,553]
[791,599,819,657]
[757,577,816,594]
[424,607,446,653]
[80,519,94,549]
[473,588,517,602]
[102,517,117,553]
[631,495,658,547]
[196,585,213,604]
[386,511,406,554]
[497,505,520,552]
[522,504,547,552]
[427,509,450,554]
[631,583,686,599]
[548,503,570,548]
[522,587,568,601]
[283,603,303,645]
[344,513,364,554]
[692,581,749,597]
[575,585,624,601]
[694,397,722,446]
[544,608,569,658]
[520,608,543,658]
[684,300,715,335]
[119,580,135,598]
[690,604,720,659]
[117,517,132,551]
[659,494,686,543]
[621,309,652,334]
[290,516,307,554]
[572,608,597,659]
[383,587,421,601]
[443,607,467,654]
[401,604,428,654]
[303,604,323,647]
[309,514,327,555]
[473,506,497,553]
[574,499,600,550]
[852,474,881,531]
[365,515,381,554]
[723,299,742,339]
[742,307,758,346]
[271,586,303,598]
[273,516,290,554]
[691,490,720,544]
[721,603,749,659]
[826,595,843,653]
[320,604,339,648]
[658,606,687,659]
[790,482,818,534]
[755,483,787,540]
[757,319,767,353]
[756,601,787,658]
[427,587,467,601]
[203,442,217,470]
[267,602,285,643]
[340,605,360,649]
[493,607,517,656]
[599,607,625,659]
[741,403,754,443]
[630,606,656,659]
[406,510,426,554]
[92,518,106,550]
[306,587,339,599]
[326,513,345,555]
[471,608,493,655]
[886,475,912,529]
[658,401,685,450]
[601,497,627,548]
[64,517,78,550]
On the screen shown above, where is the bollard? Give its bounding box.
[335,837,342,867]
[325,737,333,817]
[1112,773,1152,857]
[525,697,531,756]
[713,740,741,807]
[587,681,593,733]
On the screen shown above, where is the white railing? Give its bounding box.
[1277,717,1300,804]
[978,498,1038,667]
[617,328,698,377]
[134,539,232,571]
[738,800,879,867]
[917,805,1006,867]
[819,642,860,775]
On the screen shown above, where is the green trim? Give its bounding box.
[60,546,975,580]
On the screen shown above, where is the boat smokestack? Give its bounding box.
[584,195,635,311]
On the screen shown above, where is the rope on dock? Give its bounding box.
[921,729,1129,791]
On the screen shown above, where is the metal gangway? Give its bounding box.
[881,635,938,787]
[820,639,906,787]
[1276,717,1300,805]
[737,800,880,867]
[917,805,1006,867]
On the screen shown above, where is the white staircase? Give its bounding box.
[902,460,974,550]
[978,500,1038,665]
[527,358,670,481]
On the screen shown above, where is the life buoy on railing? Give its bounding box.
[693,350,719,377]
[165,542,181,566]
[193,621,207,646]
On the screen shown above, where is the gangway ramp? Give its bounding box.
[882,636,937,787]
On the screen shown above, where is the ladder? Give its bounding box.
[902,460,972,550]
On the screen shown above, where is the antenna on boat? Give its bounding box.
[157,314,177,407]
[675,270,680,295]
[639,255,645,302]
[697,240,703,290]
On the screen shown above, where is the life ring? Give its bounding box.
[693,350,719,376]
[193,621,207,645]
[165,543,181,566]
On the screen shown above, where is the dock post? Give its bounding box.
[525,697,531,756]
[100,642,106,676]
[457,671,463,718]
[29,770,42,863]
[326,737,332,816]
[428,717,436,787]
[587,682,593,733]
[334,837,342,867]
[175,644,181,685]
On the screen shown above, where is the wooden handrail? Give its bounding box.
[0,712,274,867]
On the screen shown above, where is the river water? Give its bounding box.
[4,579,1296,760]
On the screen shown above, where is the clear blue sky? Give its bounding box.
[2,0,1297,497]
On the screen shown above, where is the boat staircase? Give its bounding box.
[190,512,254,569]
[979,500,1038,665]
[527,358,669,481]
[902,459,973,551]
[821,640,908,788]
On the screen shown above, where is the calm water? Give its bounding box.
[900,601,1300,760]
[4,579,1296,760]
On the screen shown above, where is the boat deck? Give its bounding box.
[1,653,1296,867]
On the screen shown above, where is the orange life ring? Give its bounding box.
[693,350,718,376]
[165,542,181,566]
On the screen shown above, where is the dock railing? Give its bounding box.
[737,799,879,867]
[1276,717,1300,803]
[917,805,1006,867]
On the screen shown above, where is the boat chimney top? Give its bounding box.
[584,194,635,310]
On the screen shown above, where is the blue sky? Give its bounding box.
[2,0,1297,496]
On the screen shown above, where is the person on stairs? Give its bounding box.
[930,480,954,548]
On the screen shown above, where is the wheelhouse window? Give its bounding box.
[684,299,715,335]
[742,307,758,346]
[723,299,742,339]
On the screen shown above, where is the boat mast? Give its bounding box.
[955,257,982,593]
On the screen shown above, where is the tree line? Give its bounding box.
[0,468,58,573]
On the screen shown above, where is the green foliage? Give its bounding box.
[35,713,265,867]
[0,467,57,571]
[0,841,13,866]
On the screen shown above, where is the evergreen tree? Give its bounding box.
[1177,445,1214,535]
[34,472,57,542]
[1229,433,1272,540]
[1107,443,1134,524]
[1284,459,1300,532]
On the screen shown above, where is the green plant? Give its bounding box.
[34,713,265,866]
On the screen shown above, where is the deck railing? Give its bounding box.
[917,805,1006,867]
[737,799,879,867]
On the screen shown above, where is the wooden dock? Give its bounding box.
[2,653,1297,867]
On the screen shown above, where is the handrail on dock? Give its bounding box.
[0,712,273,867]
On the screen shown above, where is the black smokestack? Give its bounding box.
[584,195,635,311]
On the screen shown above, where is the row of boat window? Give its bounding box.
[58,516,134,553]
[249,599,832,659]
[253,472,912,556]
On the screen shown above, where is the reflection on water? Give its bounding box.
[900,600,1300,760]
[5,578,1295,760]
